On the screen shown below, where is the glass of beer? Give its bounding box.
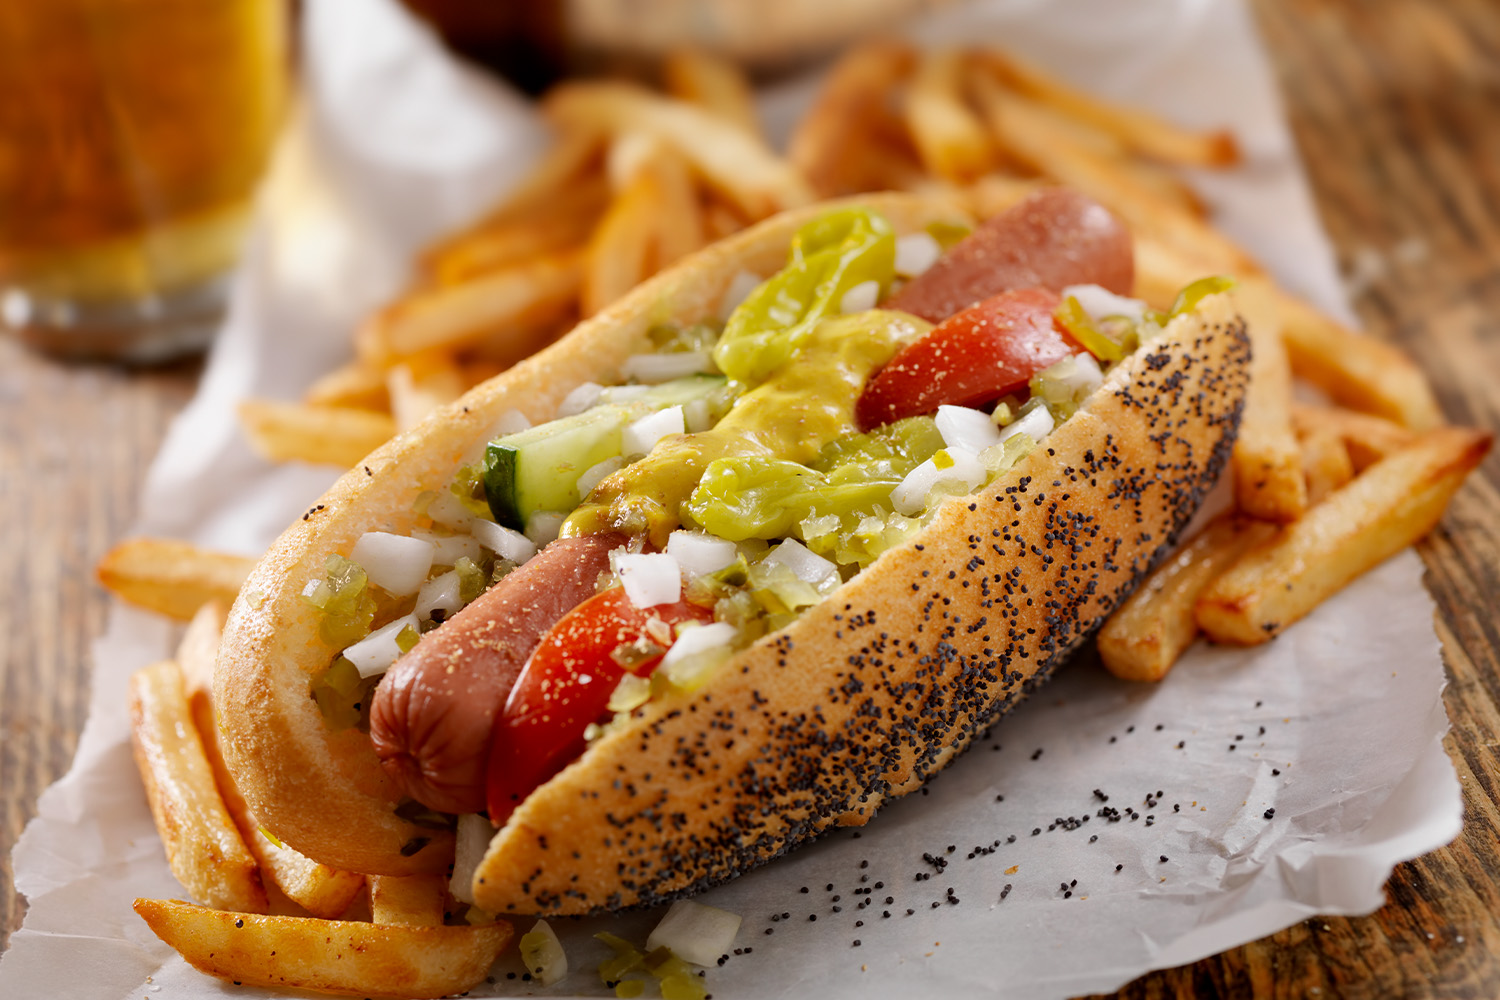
[0,0,289,363]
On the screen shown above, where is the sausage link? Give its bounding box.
[370,533,623,815]
[886,188,1133,323]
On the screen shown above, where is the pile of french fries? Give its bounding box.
[98,40,1491,995]
[239,49,810,469]
[127,600,511,997]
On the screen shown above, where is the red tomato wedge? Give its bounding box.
[486,587,712,822]
[856,288,1079,431]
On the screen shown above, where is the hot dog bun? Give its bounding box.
[217,191,1251,903]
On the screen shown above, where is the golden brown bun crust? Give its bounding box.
[471,292,1250,914]
[215,193,976,877]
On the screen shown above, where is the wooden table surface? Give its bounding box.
[3,0,1498,995]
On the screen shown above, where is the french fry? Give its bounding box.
[905,49,994,183]
[130,661,266,913]
[1276,290,1444,430]
[963,174,1043,219]
[97,538,253,621]
[370,875,448,927]
[704,198,750,242]
[177,603,366,920]
[545,81,810,219]
[465,127,604,230]
[1231,283,1307,522]
[1196,427,1492,644]
[977,49,1240,167]
[304,360,391,412]
[359,250,582,363]
[387,353,465,433]
[789,42,915,197]
[583,167,661,316]
[1098,515,1276,682]
[238,399,396,469]
[662,47,760,137]
[421,177,607,286]
[1298,422,1356,505]
[647,145,706,268]
[133,898,512,1000]
[1291,403,1419,471]
[970,71,1257,275]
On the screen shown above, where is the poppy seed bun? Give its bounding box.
[471,290,1249,914]
[216,193,979,877]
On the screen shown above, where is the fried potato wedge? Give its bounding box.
[1232,284,1307,522]
[130,661,266,913]
[1276,291,1443,430]
[177,603,365,920]
[1197,427,1492,644]
[1098,515,1275,681]
[238,399,396,470]
[133,899,512,999]
[370,874,448,927]
[97,538,254,621]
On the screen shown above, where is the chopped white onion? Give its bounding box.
[1044,351,1105,397]
[414,570,463,621]
[1062,283,1148,324]
[661,622,737,669]
[891,447,986,516]
[718,270,762,319]
[666,530,739,578]
[557,382,604,417]
[997,404,1056,446]
[599,383,651,404]
[840,279,880,315]
[490,408,531,436]
[411,529,480,567]
[616,552,682,608]
[647,899,743,967]
[425,489,476,531]
[894,232,942,277]
[342,613,421,679]
[448,813,494,905]
[525,511,565,548]
[765,538,837,584]
[623,405,684,457]
[471,519,537,564]
[350,532,434,597]
[621,350,712,383]
[936,404,1001,453]
[577,455,624,497]
[519,919,567,987]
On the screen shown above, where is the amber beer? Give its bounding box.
[0,0,288,360]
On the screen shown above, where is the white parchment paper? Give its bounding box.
[1,0,1460,997]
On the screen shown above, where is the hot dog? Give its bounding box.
[216,189,1251,910]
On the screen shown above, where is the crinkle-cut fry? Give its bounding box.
[583,166,661,316]
[789,41,915,197]
[1231,281,1307,522]
[304,360,390,412]
[421,178,606,286]
[545,81,809,219]
[370,874,448,927]
[662,47,761,137]
[388,354,465,433]
[359,250,582,364]
[1098,514,1276,682]
[133,898,513,1000]
[130,661,267,913]
[176,603,366,919]
[96,538,253,621]
[1276,290,1444,430]
[905,49,994,183]
[1298,422,1356,506]
[977,49,1240,167]
[238,399,396,469]
[970,71,1257,275]
[1291,403,1419,472]
[1196,426,1492,645]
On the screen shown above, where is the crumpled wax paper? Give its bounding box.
[0,0,1459,997]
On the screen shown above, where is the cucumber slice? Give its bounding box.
[483,375,726,529]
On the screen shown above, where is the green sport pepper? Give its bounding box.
[712,207,896,384]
